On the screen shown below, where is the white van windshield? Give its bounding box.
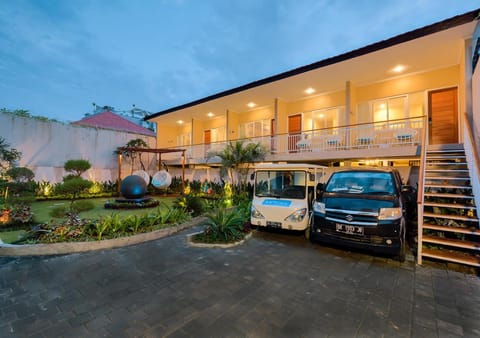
[325,171,395,195]
[255,170,306,199]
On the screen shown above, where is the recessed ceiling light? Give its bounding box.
[392,65,406,73]
[177,120,184,124]
[305,87,315,95]
[207,112,214,117]
[247,102,256,108]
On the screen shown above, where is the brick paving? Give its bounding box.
[0,227,479,337]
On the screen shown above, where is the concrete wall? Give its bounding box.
[0,112,156,183]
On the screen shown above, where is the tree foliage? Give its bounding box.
[64,159,91,177]
[0,137,22,176]
[116,138,149,173]
[209,140,267,189]
[6,167,34,182]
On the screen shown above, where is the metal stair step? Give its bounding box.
[423,212,478,222]
[423,202,476,209]
[426,162,467,166]
[425,169,469,174]
[423,235,480,250]
[426,155,466,160]
[424,184,472,189]
[424,193,474,199]
[425,176,470,180]
[423,223,480,235]
[421,248,480,267]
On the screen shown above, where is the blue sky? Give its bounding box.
[0,0,479,121]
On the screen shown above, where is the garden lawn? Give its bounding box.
[31,197,176,223]
[0,229,26,244]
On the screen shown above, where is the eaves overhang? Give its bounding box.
[145,8,480,122]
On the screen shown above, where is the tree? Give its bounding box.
[64,159,91,177]
[6,167,34,183]
[0,137,21,177]
[116,138,149,174]
[210,140,267,190]
[56,159,93,209]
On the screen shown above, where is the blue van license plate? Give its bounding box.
[336,223,364,235]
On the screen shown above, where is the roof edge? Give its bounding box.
[146,8,480,121]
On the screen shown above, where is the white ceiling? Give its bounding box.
[152,21,476,125]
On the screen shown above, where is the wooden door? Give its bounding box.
[204,130,211,154]
[428,88,458,144]
[270,119,275,152]
[288,114,302,152]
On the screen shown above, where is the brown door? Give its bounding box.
[204,130,211,154]
[428,88,458,144]
[288,114,302,152]
[270,119,275,152]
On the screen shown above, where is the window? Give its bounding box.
[210,127,226,142]
[239,119,271,138]
[177,133,191,146]
[302,107,343,133]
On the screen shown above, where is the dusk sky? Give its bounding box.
[1,1,479,122]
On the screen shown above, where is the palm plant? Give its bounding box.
[209,140,266,191]
[201,206,246,243]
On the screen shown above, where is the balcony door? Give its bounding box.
[428,87,458,144]
[288,114,302,152]
[204,129,211,154]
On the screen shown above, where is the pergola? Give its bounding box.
[116,147,186,195]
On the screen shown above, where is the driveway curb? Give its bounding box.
[0,216,206,257]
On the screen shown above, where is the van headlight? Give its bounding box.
[378,207,402,220]
[285,208,307,222]
[251,206,265,219]
[313,201,325,214]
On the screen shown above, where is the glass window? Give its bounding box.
[255,170,306,199]
[371,96,407,123]
[326,171,395,195]
[239,119,271,138]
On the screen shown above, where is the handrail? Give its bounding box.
[463,112,480,227]
[169,116,425,149]
[416,115,428,265]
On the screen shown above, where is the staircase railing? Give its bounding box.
[416,115,428,265]
[463,112,480,226]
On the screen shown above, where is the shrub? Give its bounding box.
[71,200,95,213]
[6,167,34,182]
[173,194,204,216]
[49,205,68,218]
[195,206,246,243]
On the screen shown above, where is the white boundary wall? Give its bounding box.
[0,113,156,183]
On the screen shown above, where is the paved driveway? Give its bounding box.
[1,226,479,337]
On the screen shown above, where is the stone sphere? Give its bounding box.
[120,175,147,199]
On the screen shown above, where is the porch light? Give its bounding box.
[391,65,405,73]
[305,87,315,95]
[247,102,256,108]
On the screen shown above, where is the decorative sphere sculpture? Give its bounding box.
[152,170,172,189]
[120,175,147,199]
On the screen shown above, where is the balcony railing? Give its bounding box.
[162,117,424,163]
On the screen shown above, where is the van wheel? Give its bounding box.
[398,218,406,263]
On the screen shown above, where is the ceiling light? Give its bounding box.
[247,102,256,108]
[177,120,184,124]
[207,112,214,117]
[392,65,405,73]
[305,87,315,95]
[319,114,324,118]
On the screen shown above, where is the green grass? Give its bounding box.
[31,197,176,223]
[0,229,26,244]
[0,197,178,244]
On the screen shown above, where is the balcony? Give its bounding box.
[162,117,424,165]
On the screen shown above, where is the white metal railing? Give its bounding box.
[161,117,424,163]
[463,113,480,226]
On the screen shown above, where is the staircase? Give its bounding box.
[418,144,480,267]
